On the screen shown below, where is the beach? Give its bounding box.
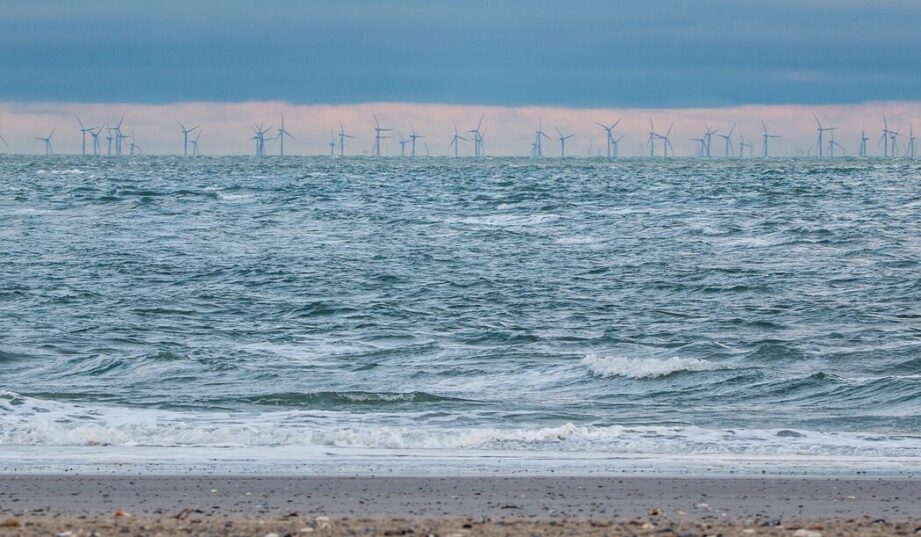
[1,475,919,535]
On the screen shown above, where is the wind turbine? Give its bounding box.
[556,128,576,158]
[337,120,355,157]
[908,125,917,160]
[129,132,142,156]
[859,130,870,158]
[655,123,674,158]
[595,117,622,158]
[467,116,485,157]
[703,125,718,157]
[89,127,102,155]
[0,115,8,151]
[814,114,836,158]
[761,121,780,157]
[329,131,337,156]
[647,119,657,157]
[276,114,294,157]
[880,115,897,158]
[110,113,126,156]
[449,122,468,157]
[717,124,735,157]
[690,137,706,157]
[35,128,55,155]
[828,136,845,157]
[372,114,393,157]
[251,124,272,157]
[190,129,201,156]
[409,124,424,158]
[397,131,410,157]
[75,115,98,156]
[889,128,901,158]
[532,117,551,157]
[737,131,752,158]
[105,125,113,156]
[177,121,199,157]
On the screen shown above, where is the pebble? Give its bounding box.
[793,530,822,537]
[0,518,20,528]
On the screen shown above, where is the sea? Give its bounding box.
[2,155,921,476]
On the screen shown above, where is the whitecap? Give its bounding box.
[580,354,730,379]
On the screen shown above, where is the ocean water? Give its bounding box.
[2,155,921,474]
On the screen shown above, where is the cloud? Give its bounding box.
[2,100,920,157]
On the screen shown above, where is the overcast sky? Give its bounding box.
[3,0,921,107]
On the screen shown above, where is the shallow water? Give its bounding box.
[2,155,921,469]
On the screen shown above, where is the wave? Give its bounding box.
[1,391,920,458]
[581,354,731,379]
[236,391,466,407]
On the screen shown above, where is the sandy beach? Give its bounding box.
[1,475,919,535]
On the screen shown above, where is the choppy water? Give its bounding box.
[2,156,921,470]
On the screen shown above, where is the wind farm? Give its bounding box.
[0,108,919,159]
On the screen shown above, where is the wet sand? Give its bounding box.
[1,475,919,535]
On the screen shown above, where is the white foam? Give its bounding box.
[581,354,730,379]
[2,391,920,459]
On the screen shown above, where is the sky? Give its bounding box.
[2,1,921,155]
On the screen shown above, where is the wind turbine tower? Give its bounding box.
[190,130,201,156]
[338,121,355,157]
[35,128,55,155]
[372,114,393,157]
[449,122,468,157]
[329,131,337,156]
[814,115,836,158]
[409,124,424,158]
[178,121,199,157]
[75,115,97,156]
[398,132,410,157]
[859,131,870,158]
[761,121,780,157]
[276,114,294,157]
[533,117,551,157]
[595,118,622,158]
[556,128,576,158]
[467,116,485,157]
[717,124,736,157]
[0,115,8,151]
[703,125,718,157]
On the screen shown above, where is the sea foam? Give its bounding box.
[581,354,729,379]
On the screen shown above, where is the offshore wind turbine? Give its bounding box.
[177,121,199,157]
[716,124,735,157]
[828,134,845,157]
[190,129,201,156]
[655,124,674,158]
[761,121,780,157]
[738,131,753,158]
[129,132,142,156]
[556,128,576,158]
[251,124,272,157]
[647,119,657,157]
[276,114,294,157]
[409,124,424,158]
[90,127,102,155]
[110,113,126,156]
[889,128,901,158]
[880,115,897,158]
[467,116,485,157]
[814,114,836,158]
[690,137,706,157]
[532,117,551,157]
[859,130,870,158]
[372,114,393,157]
[329,131,337,156]
[75,115,97,156]
[908,125,917,160]
[0,115,8,151]
[449,122,468,157]
[703,125,718,157]
[337,121,355,157]
[595,117,622,158]
[397,131,410,157]
[35,128,55,155]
